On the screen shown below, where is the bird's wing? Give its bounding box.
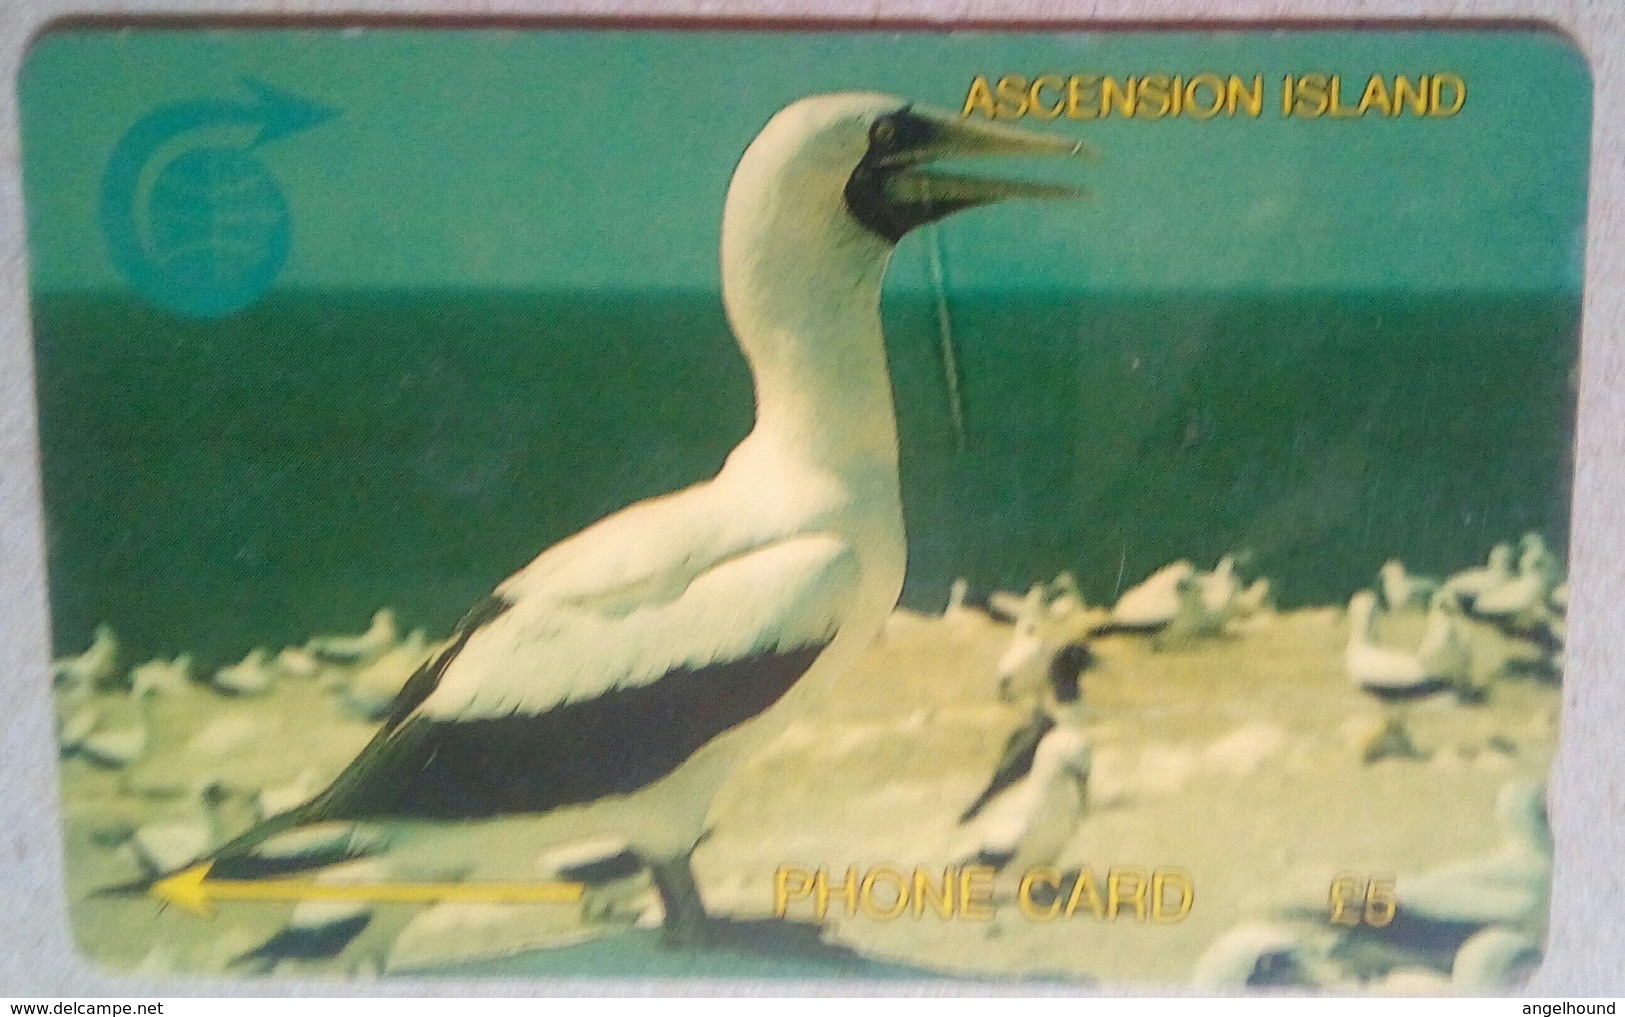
[959,708,1056,824]
[305,528,860,821]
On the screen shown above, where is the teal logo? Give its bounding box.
[98,79,336,318]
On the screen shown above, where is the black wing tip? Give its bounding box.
[556,849,644,884]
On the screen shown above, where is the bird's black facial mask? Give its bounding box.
[844,105,1086,244]
[845,108,966,243]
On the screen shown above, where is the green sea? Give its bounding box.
[31,288,1577,669]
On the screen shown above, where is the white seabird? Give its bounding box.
[1099,559,1195,633]
[957,642,1095,885]
[170,95,1088,945]
[1199,554,1239,614]
[1441,542,1514,610]
[1379,559,1440,612]
[129,654,194,698]
[1344,590,1471,762]
[1398,778,1550,930]
[52,622,119,692]
[992,584,1048,700]
[126,782,231,877]
[307,608,400,665]
[1469,534,1563,645]
[1190,921,1335,988]
[213,647,282,697]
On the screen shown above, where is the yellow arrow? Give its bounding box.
[152,862,585,918]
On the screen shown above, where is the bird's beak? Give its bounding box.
[885,108,1093,210]
[846,105,1092,243]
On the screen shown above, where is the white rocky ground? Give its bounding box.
[51,599,1558,988]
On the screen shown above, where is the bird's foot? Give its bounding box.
[1360,718,1428,764]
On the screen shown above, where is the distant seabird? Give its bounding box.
[129,655,194,698]
[52,622,119,692]
[127,782,231,877]
[1190,921,1334,988]
[958,642,1095,881]
[1379,560,1440,612]
[213,647,279,697]
[1399,778,1550,930]
[1320,779,1551,984]
[1469,535,1564,647]
[1097,560,1195,634]
[307,608,400,665]
[164,95,1087,945]
[1441,543,1514,611]
[1199,554,1239,614]
[1344,590,1470,761]
[338,629,431,721]
[993,584,1048,700]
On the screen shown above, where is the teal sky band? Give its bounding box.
[24,28,1589,298]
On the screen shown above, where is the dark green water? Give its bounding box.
[32,288,1576,668]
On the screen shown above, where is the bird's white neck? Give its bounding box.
[719,163,901,475]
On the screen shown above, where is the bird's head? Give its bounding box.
[729,93,1089,252]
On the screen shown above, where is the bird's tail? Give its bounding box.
[91,801,330,903]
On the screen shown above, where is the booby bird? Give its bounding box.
[1320,780,1551,982]
[155,96,1088,945]
[992,584,1048,700]
[1190,921,1335,988]
[1379,560,1440,612]
[1441,543,1514,610]
[125,781,231,877]
[129,655,194,698]
[52,622,119,691]
[306,608,400,665]
[1095,560,1195,635]
[942,578,976,624]
[213,647,279,697]
[957,642,1095,883]
[1469,534,1564,647]
[1199,554,1239,614]
[1398,778,1550,930]
[1344,590,1471,762]
[338,628,431,721]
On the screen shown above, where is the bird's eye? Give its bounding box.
[870,117,896,146]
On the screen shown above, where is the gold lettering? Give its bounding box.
[1136,74,1171,118]
[1227,74,1264,117]
[1029,74,1065,120]
[815,866,860,920]
[1294,73,1329,117]
[1328,75,1361,118]
[1018,868,1062,922]
[1064,868,1107,919]
[912,867,956,919]
[1392,74,1429,116]
[1185,73,1227,119]
[995,75,1030,119]
[1357,75,1392,117]
[1151,869,1195,922]
[1067,75,1100,119]
[859,867,908,921]
[962,76,996,119]
[1101,75,1136,118]
[960,865,997,921]
[1430,72,1466,116]
[1108,868,1149,921]
[774,867,813,919]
